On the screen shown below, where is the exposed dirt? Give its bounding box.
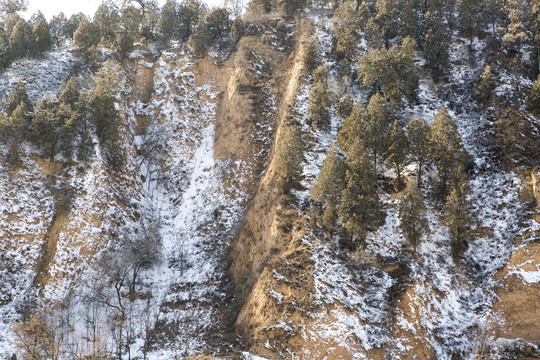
[494,242,540,344]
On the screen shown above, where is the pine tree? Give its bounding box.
[9,18,31,59]
[406,117,430,188]
[31,98,76,161]
[424,11,449,82]
[94,60,125,98]
[158,0,179,40]
[278,0,306,18]
[65,12,84,39]
[4,80,31,116]
[475,65,498,105]
[502,0,530,52]
[457,0,482,45]
[31,17,52,55]
[308,80,332,129]
[339,139,385,250]
[483,0,504,37]
[0,0,27,21]
[337,100,362,154]
[303,37,320,73]
[93,1,120,45]
[398,179,429,253]
[178,0,206,41]
[1,103,25,166]
[430,107,469,200]
[49,12,67,47]
[384,119,409,191]
[358,93,394,170]
[337,93,354,119]
[231,16,244,39]
[445,180,475,259]
[375,0,397,47]
[75,90,95,162]
[0,24,9,69]
[357,37,419,108]
[274,126,305,193]
[332,1,362,60]
[204,7,231,39]
[400,0,418,40]
[59,78,80,110]
[73,17,99,52]
[311,145,347,232]
[528,74,540,113]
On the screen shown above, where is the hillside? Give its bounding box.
[1,1,540,359]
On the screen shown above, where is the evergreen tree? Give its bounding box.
[502,0,530,52]
[120,5,142,37]
[95,60,125,98]
[9,18,31,59]
[278,0,306,18]
[65,12,84,39]
[339,139,385,250]
[483,0,504,37]
[4,12,20,37]
[337,100,362,154]
[375,0,397,47]
[31,98,76,161]
[400,0,418,40]
[116,31,135,57]
[246,0,274,16]
[384,119,409,191]
[474,65,498,105]
[398,179,429,254]
[93,1,120,45]
[75,90,95,162]
[357,37,419,108]
[73,17,100,52]
[91,61,125,168]
[424,11,449,82]
[457,0,482,44]
[59,78,80,110]
[445,180,475,259]
[49,12,67,47]
[4,80,31,116]
[358,93,394,169]
[528,74,540,113]
[0,0,27,20]
[187,23,211,54]
[1,103,25,166]
[311,145,347,232]
[231,16,244,39]
[337,93,354,119]
[0,24,10,69]
[430,107,469,200]
[31,18,52,55]
[308,80,332,129]
[332,1,362,60]
[274,126,305,193]
[158,0,179,40]
[406,117,430,188]
[204,7,231,39]
[178,0,206,41]
[303,37,320,72]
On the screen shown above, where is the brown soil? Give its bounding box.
[494,242,540,343]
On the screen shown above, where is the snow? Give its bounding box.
[0,49,77,108]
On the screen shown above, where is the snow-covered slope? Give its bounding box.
[1,13,540,360]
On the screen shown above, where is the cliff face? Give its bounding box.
[1,13,540,360]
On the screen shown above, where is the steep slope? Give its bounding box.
[2,11,540,360]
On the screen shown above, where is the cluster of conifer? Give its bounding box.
[0,11,53,70]
[0,60,125,169]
